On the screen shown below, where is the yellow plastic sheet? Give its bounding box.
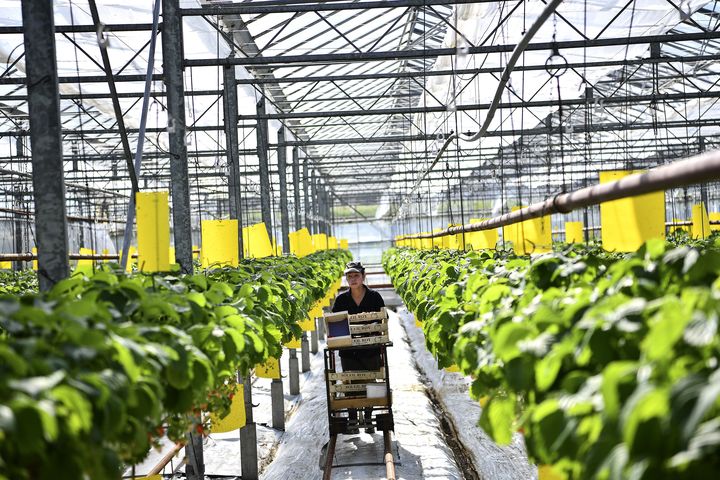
[136,191,171,272]
[242,222,274,258]
[201,220,239,268]
[565,222,584,243]
[75,248,94,275]
[599,170,665,252]
[256,358,280,379]
[692,202,712,239]
[502,208,552,254]
[210,385,245,433]
[312,233,328,251]
[710,212,720,232]
[466,218,498,250]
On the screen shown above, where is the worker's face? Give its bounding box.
[346,271,364,288]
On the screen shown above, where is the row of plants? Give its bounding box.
[0,249,350,480]
[383,238,720,479]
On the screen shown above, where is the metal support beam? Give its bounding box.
[185,431,205,480]
[277,127,290,254]
[311,171,319,234]
[303,160,311,232]
[239,374,258,480]
[21,0,70,291]
[256,98,273,239]
[182,0,484,15]
[223,61,244,254]
[288,349,300,395]
[162,0,193,274]
[292,147,302,231]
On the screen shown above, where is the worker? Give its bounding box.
[331,260,385,434]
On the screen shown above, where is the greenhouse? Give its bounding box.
[1,0,720,479]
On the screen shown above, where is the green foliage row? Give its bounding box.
[0,249,350,480]
[383,240,720,479]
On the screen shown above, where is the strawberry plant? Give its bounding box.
[384,239,720,479]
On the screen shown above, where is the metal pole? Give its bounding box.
[303,159,311,231]
[317,316,326,339]
[239,374,258,480]
[311,172,319,234]
[301,333,311,373]
[223,61,244,254]
[292,147,301,231]
[277,128,290,254]
[185,430,205,480]
[13,192,24,271]
[256,98,273,239]
[310,328,319,354]
[288,349,300,395]
[270,362,285,431]
[21,0,70,291]
[162,0,193,274]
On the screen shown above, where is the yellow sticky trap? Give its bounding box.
[192,245,199,261]
[255,358,280,379]
[284,337,301,349]
[201,220,239,268]
[444,364,460,373]
[565,222,584,244]
[0,260,11,270]
[478,396,489,408]
[299,316,316,331]
[168,246,175,266]
[670,218,687,234]
[710,212,720,232]
[420,235,432,250]
[328,236,338,249]
[538,464,567,480]
[243,223,274,258]
[311,233,328,251]
[136,191,171,272]
[599,171,665,252]
[132,475,162,480]
[502,207,552,254]
[75,248,94,275]
[415,318,423,328]
[124,246,137,273]
[467,219,498,250]
[32,247,37,271]
[210,385,245,433]
[432,229,443,248]
[692,202,712,239]
[340,239,349,249]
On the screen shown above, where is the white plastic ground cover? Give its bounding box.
[397,307,538,480]
[262,310,465,480]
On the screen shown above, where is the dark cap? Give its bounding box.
[344,261,365,274]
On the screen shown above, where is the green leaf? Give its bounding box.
[50,385,93,434]
[479,394,515,445]
[493,322,533,361]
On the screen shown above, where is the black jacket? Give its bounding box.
[331,285,385,314]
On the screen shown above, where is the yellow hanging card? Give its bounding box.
[75,248,95,275]
[123,245,137,273]
[670,218,688,234]
[242,223,274,258]
[599,171,664,252]
[444,364,460,373]
[0,260,11,270]
[136,191,171,272]
[284,336,301,349]
[502,208,552,254]
[340,239,349,249]
[328,236,338,249]
[299,316,316,331]
[32,247,37,271]
[565,222,584,243]
[192,245,199,260]
[201,219,239,268]
[168,246,175,266]
[312,233,328,251]
[255,358,281,379]
[132,476,162,480]
[210,384,246,433]
[710,212,720,231]
[692,202,712,239]
[466,218,498,250]
[290,228,314,257]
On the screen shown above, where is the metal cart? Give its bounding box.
[321,308,396,479]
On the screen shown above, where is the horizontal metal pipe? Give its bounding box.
[0,23,160,34]
[185,31,720,67]
[398,149,720,239]
[181,0,483,15]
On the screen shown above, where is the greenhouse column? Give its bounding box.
[223,61,244,256]
[162,0,193,274]
[288,348,300,395]
[311,171,319,234]
[239,374,258,479]
[292,147,301,230]
[277,128,290,254]
[21,0,70,291]
[317,180,326,235]
[303,159,311,231]
[256,98,272,239]
[13,192,24,271]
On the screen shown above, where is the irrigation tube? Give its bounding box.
[397,149,720,240]
[394,0,564,220]
[119,0,161,271]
